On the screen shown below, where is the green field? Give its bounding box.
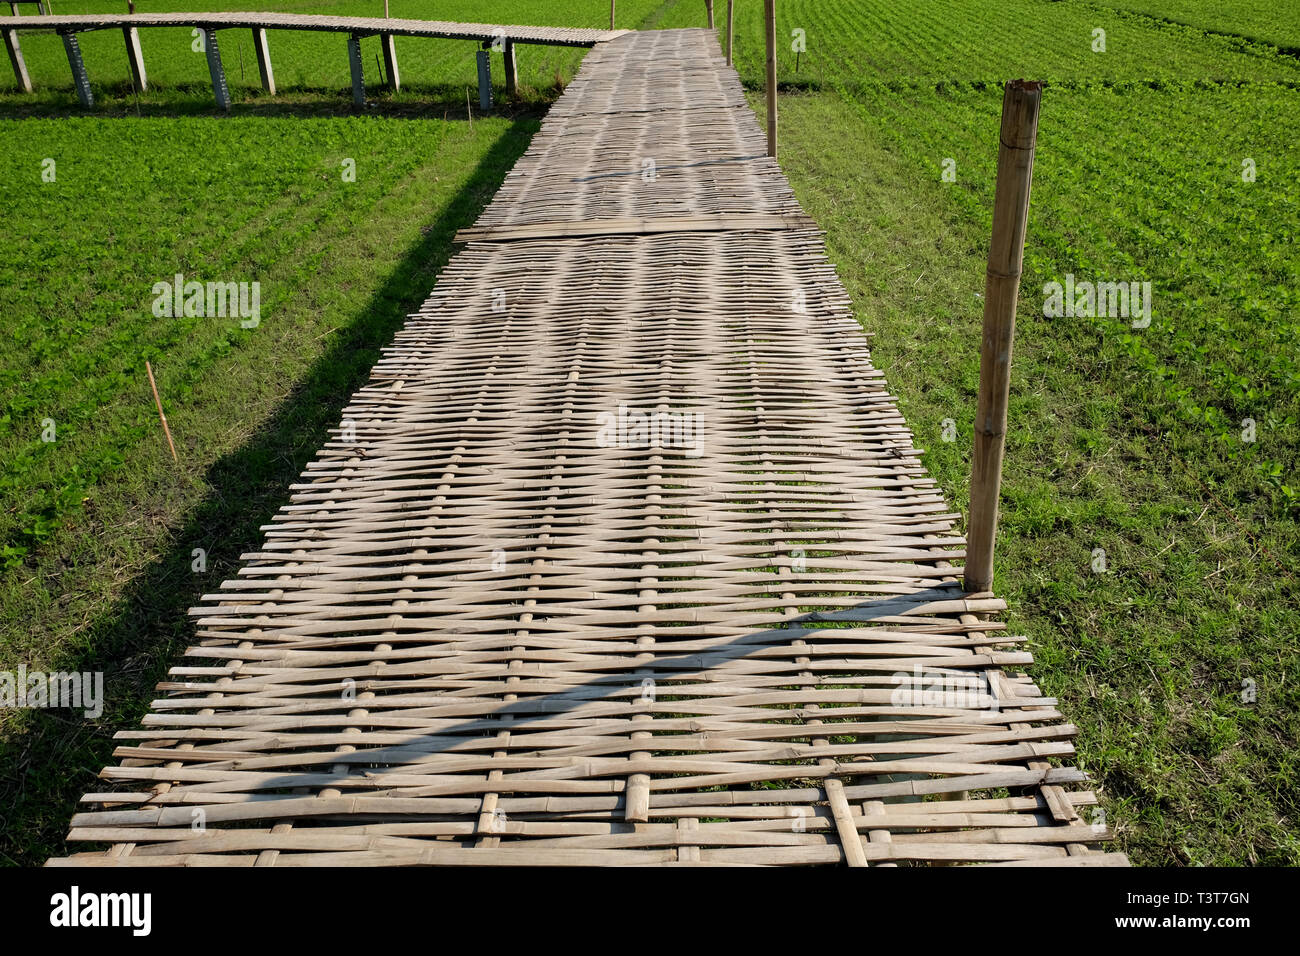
[1,0,1297,866]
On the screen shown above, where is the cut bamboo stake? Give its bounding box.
[706,0,714,30]
[964,79,1041,594]
[764,0,777,157]
[145,361,178,463]
[610,1,615,31]
[726,0,733,65]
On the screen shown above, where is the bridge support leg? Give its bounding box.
[476,48,491,111]
[502,40,517,97]
[3,28,30,93]
[380,33,399,91]
[252,27,275,95]
[61,32,93,108]
[347,33,364,105]
[203,28,230,110]
[122,26,146,93]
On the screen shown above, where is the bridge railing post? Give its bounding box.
[963,80,1041,594]
[726,0,734,65]
[764,0,776,157]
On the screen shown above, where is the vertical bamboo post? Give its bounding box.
[502,39,517,96]
[204,28,230,110]
[726,0,734,65]
[963,79,1041,594]
[706,0,714,29]
[61,31,92,108]
[476,46,491,111]
[610,1,615,31]
[347,32,364,105]
[764,0,777,158]
[122,25,146,92]
[252,26,275,94]
[381,32,399,90]
[4,27,30,93]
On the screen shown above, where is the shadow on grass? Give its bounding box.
[0,114,536,867]
[0,79,567,119]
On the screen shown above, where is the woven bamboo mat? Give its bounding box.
[48,28,1126,867]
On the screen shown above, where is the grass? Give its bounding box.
[1,0,1297,867]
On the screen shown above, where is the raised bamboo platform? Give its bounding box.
[1,12,626,107]
[48,28,1127,867]
[0,11,623,46]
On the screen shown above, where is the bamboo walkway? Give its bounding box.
[0,12,623,47]
[49,28,1127,867]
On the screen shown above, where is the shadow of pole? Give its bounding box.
[61,586,1000,861]
[0,83,559,121]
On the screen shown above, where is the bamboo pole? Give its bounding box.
[145,361,179,463]
[610,1,615,31]
[726,0,733,65]
[963,80,1041,594]
[764,0,777,158]
[706,0,714,30]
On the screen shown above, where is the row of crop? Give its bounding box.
[821,77,1299,512]
[652,0,1300,87]
[1076,0,1300,51]
[0,114,510,564]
